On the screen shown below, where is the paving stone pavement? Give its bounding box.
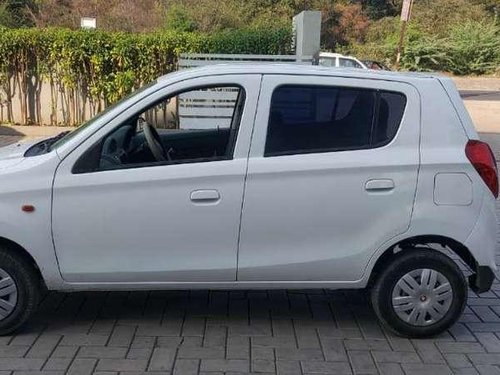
[0,134,500,374]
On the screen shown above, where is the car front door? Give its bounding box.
[238,74,420,282]
[52,74,261,283]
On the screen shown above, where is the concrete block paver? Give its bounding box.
[0,132,499,373]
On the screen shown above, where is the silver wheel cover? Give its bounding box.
[0,268,17,321]
[392,268,453,326]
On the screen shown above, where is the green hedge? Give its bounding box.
[0,27,292,125]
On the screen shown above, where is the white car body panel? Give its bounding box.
[0,64,493,292]
[0,147,63,289]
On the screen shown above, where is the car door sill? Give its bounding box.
[58,280,366,291]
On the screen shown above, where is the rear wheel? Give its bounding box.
[0,248,40,335]
[371,249,467,338]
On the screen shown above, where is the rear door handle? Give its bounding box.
[190,189,220,203]
[365,179,395,192]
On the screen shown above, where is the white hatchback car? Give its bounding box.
[0,65,497,337]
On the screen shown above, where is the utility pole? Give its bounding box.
[395,0,414,69]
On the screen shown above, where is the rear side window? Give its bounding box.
[265,85,407,156]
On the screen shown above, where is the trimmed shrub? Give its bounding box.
[0,27,292,125]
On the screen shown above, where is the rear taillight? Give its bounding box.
[465,140,499,198]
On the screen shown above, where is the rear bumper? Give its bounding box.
[469,264,495,294]
[463,191,497,293]
[464,193,498,284]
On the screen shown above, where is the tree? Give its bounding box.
[358,0,402,19]
[471,0,500,16]
[332,3,370,45]
[28,0,165,31]
[164,4,196,32]
[28,0,74,28]
[410,0,492,36]
[0,2,13,27]
[0,0,35,27]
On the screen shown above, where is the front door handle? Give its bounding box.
[365,179,395,192]
[190,189,221,203]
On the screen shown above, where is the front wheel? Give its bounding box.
[371,249,467,338]
[0,248,41,335]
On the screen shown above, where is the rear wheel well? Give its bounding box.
[368,235,476,287]
[0,237,44,285]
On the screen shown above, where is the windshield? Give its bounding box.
[49,80,158,152]
[48,104,117,151]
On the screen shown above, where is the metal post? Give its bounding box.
[292,11,322,62]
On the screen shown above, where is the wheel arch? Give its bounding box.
[0,236,45,286]
[367,235,476,287]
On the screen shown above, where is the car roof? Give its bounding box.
[318,52,346,58]
[157,63,445,85]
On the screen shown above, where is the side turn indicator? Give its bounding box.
[22,205,35,213]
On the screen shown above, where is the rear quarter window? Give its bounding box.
[265,85,407,157]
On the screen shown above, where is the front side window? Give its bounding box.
[265,85,406,157]
[74,85,245,173]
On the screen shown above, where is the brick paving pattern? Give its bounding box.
[0,134,499,374]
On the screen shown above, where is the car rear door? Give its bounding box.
[237,74,420,282]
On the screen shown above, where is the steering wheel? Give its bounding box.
[142,121,169,162]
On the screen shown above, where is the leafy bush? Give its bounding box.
[0,27,292,125]
[399,21,500,74]
[206,28,292,55]
[446,21,500,75]
[400,35,451,72]
[342,20,499,75]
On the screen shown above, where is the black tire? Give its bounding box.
[0,248,41,335]
[371,248,467,338]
